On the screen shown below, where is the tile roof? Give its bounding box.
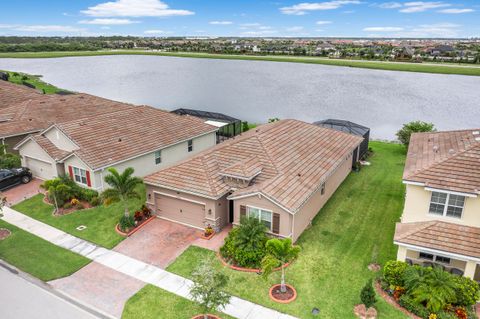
[220,157,262,180]
[0,92,134,138]
[144,120,362,213]
[403,129,480,194]
[31,135,71,160]
[0,80,46,110]
[394,221,480,260]
[55,106,217,170]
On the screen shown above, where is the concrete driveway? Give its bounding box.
[114,218,200,268]
[3,178,43,206]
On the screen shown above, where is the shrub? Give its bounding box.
[141,205,152,218]
[80,188,99,203]
[396,121,436,147]
[134,211,144,222]
[0,152,21,169]
[119,215,135,232]
[398,294,429,318]
[383,260,408,287]
[220,227,238,260]
[89,196,101,207]
[452,276,480,307]
[360,279,376,308]
[63,202,72,209]
[70,198,80,206]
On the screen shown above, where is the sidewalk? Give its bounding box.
[1,207,297,319]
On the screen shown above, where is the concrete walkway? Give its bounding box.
[1,207,297,319]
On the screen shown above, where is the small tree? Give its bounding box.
[190,260,230,319]
[396,121,436,147]
[0,192,6,217]
[261,238,301,293]
[0,145,21,169]
[102,167,143,217]
[360,279,376,308]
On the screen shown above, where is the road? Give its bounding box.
[0,261,111,319]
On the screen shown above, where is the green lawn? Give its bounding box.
[0,219,90,281]
[122,285,235,319]
[1,51,479,76]
[166,141,407,319]
[1,70,64,94]
[12,185,146,249]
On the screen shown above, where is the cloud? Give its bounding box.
[79,18,140,25]
[280,1,360,15]
[378,2,402,9]
[316,20,332,25]
[209,21,233,25]
[81,0,194,17]
[399,2,450,13]
[286,26,304,32]
[11,25,86,33]
[241,30,277,36]
[144,29,170,34]
[363,26,404,31]
[438,8,474,13]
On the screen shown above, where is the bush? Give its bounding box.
[89,196,101,207]
[360,279,376,308]
[398,294,429,318]
[453,276,480,307]
[119,215,135,232]
[396,121,436,147]
[220,227,238,260]
[0,152,21,169]
[79,188,98,203]
[383,260,408,287]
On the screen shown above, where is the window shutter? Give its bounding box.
[272,213,280,234]
[86,171,91,187]
[68,166,73,179]
[240,205,246,219]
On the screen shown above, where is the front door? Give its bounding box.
[229,200,234,223]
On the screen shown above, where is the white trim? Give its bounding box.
[23,154,54,165]
[145,181,222,200]
[4,129,42,140]
[153,191,207,206]
[62,153,95,171]
[228,191,295,215]
[394,242,480,263]
[93,129,218,171]
[425,187,477,198]
[156,216,204,231]
[402,180,425,186]
[40,124,80,150]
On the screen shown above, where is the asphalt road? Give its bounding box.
[0,261,111,319]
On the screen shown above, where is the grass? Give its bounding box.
[0,219,90,281]
[166,141,408,319]
[1,70,64,94]
[12,184,146,249]
[0,51,479,76]
[122,285,235,319]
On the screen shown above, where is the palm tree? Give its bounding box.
[102,167,143,217]
[234,216,267,251]
[261,238,301,293]
[410,266,457,312]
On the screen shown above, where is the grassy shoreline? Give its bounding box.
[1,70,64,94]
[1,50,480,76]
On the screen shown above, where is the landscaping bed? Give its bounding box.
[269,284,297,304]
[166,142,409,319]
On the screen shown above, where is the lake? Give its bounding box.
[0,55,479,140]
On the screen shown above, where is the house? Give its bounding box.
[143,120,362,241]
[0,81,134,154]
[394,129,480,279]
[14,106,218,189]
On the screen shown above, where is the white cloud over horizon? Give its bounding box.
[280,1,360,15]
[438,8,474,13]
[209,21,233,25]
[79,18,140,25]
[363,26,405,31]
[316,20,332,25]
[81,0,194,17]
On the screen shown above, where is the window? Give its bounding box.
[435,256,451,264]
[419,252,434,260]
[73,167,88,185]
[187,139,193,152]
[155,150,162,165]
[429,191,465,219]
[247,206,272,230]
[419,252,450,264]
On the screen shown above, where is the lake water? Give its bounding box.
[0,55,479,140]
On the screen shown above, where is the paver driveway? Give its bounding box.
[3,178,43,206]
[114,218,200,268]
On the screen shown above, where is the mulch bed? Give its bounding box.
[191,314,221,319]
[217,252,290,273]
[374,281,422,319]
[115,216,156,237]
[0,228,12,240]
[200,231,215,240]
[269,284,297,304]
[44,196,94,216]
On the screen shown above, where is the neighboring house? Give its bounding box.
[15,106,218,189]
[394,129,480,279]
[144,120,362,241]
[0,82,134,154]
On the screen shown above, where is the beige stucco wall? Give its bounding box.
[402,184,480,227]
[292,151,353,242]
[63,155,94,189]
[44,127,78,152]
[233,195,293,238]
[19,139,58,179]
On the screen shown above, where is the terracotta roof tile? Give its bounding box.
[31,135,71,160]
[0,80,46,110]
[144,120,362,213]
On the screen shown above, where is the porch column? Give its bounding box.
[464,260,477,279]
[396,246,407,261]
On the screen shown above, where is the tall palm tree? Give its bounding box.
[261,238,301,293]
[411,266,457,312]
[102,167,143,217]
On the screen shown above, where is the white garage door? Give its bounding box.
[25,157,54,180]
[155,194,205,229]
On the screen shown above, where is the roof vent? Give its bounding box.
[28,118,32,121]
[433,145,439,152]
[297,173,301,177]
[39,101,46,104]
[60,99,66,101]
[118,138,122,142]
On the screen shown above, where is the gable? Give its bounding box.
[18,139,54,163]
[43,126,78,152]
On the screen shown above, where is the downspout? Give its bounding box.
[1,138,5,155]
[100,169,104,191]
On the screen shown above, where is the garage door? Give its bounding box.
[155,194,205,229]
[25,157,54,180]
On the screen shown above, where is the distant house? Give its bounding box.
[394,129,480,279]
[143,120,362,240]
[15,106,218,188]
[393,46,415,60]
[314,119,370,161]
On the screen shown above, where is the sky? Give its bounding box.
[0,0,479,38]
